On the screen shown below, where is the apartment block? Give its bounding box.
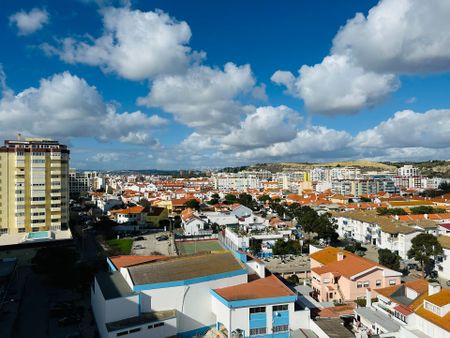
[0,138,69,235]
[69,168,98,195]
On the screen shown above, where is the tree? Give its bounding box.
[258,194,271,203]
[249,239,262,256]
[184,199,200,210]
[224,194,237,204]
[376,207,407,216]
[407,234,443,276]
[287,274,299,285]
[438,181,450,193]
[273,239,301,255]
[208,198,220,205]
[378,249,401,271]
[138,198,151,208]
[211,193,220,199]
[410,206,445,214]
[238,193,258,210]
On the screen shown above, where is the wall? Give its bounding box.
[104,295,139,323]
[107,317,177,338]
[91,279,108,338]
[140,274,247,334]
[246,260,265,278]
[409,313,448,338]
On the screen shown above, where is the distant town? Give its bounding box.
[0,137,449,338]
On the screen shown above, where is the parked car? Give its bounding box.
[156,235,169,241]
[428,270,438,279]
[407,263,419,270]
[134,236,145,241]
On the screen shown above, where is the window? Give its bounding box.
[273,305,288,312]
[116,331,128,337]
[250,307,266,313]
[32,197,46,201]
[154,323,164,328]
[363,281,369,287]
[273,325,289,333]
[129,328,141,333]
[357,282,363,288]
[376,280,381,287]
[389,279,396,286]
[249,328,266,335]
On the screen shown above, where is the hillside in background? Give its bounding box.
[247,160,396,173]
[245,160,450,177]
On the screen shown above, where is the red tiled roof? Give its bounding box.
[394,304,413,316]
[213,274,294,301]
[109,205,144,215]
[109,255,169,269]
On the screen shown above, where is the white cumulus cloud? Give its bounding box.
[44,7,200,80]
[353,109,450,149]
[273,0,450,115]
[0,71,166,144]
[234,126,353,161]
[222,105,301,149]
[274,55,398,115]
[9,8,49,36]
[138,62,256,134]
[332,0,450,74]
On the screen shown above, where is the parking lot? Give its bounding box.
[131,232,175,256]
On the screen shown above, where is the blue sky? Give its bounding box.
[1,0,449,169]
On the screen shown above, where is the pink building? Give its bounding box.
[310,247,402,303]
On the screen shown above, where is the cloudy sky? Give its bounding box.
[1,0,449,170]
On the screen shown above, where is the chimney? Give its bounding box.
[428,282,441,296]
[337,252,344,261]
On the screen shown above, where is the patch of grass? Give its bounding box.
[107,238,133,255]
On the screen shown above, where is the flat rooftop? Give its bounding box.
[128,252,244,285]
[314,318,354,338]
[106,310,176,332]
[0,230,72,246]
[355,307,400,332]
[96,271,135,300]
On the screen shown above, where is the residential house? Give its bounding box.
[310,247,402,303]
[145,206,169,227]
[354,280,450,338]
[181,209,211,236]
[109,206,145,226]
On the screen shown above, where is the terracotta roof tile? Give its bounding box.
[109,255,169,269]
[424,288,450,307]
[213,274,294,301]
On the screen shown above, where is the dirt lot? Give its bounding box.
[131,232,175,256]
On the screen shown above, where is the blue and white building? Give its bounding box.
[91,251,313,338]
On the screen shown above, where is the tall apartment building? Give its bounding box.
[397,165,420,177]
[331,178,398,196]
[69,168,98,195]
[0,138,70,235]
